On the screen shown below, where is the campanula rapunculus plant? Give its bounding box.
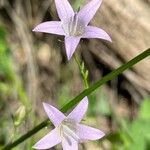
[33,0,111,60]
[33,97,105,150]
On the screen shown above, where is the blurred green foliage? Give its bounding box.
[88,90,112,116]
[0,26,30,107]
[108,97,150,150]
[139,98,150,120]
[0,26,31,148]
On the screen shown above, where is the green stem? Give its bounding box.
[74,54,89,89]
[2,48,150,150]
[70,0,84,11]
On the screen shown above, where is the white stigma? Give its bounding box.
[62,13,85,37]
[58,118,80,145]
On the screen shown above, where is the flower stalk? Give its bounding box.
[74,54,89,89]
[70,0,84,11]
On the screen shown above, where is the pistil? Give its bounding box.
[58,118,80,144]
[62,13,85,37]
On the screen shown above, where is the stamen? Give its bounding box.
[62,13,85,37]
[64,134,72,145]
[58,118,80,143]
[62,125,80,142]
[69,16,74,35]
[72,13,78,35]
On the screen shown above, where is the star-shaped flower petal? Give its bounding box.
[33,97,105,150]
[33,0,111,60]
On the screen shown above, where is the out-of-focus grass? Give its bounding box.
[0,26,31,148]
[0,26,30,107]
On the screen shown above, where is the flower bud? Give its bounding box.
[13,105,26,127]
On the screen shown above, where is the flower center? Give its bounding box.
[62,13,85,37]
[58,118,79,145]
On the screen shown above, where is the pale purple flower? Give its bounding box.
[33,0,111,60]
[33,97,105,150]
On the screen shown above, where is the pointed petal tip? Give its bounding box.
[32,27,39,32]
[32,24,42,32]
[66,47,74,60]
[54,0,74,21]
[82,96,89,106]
[32,144,41,150]
[78,125,106,141]
[101,34,112,42]
[67,96,89,122]
[107,36,112,42]
[42,102,50,114]
[82,26,112,42]
[42,102,48,107]
[32,145,37,149]
[65,37,81,61]
[42,102,66,126]
[32,28,35,32]
[32,142,50,150]
[103,31,112,42]
[32,28,40,32]
[78,0,102,25]
[83,96,88,102]
[32,129,61,149]
[67,54,71,60]
[99,131,105,138]
[94,130,105,140]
